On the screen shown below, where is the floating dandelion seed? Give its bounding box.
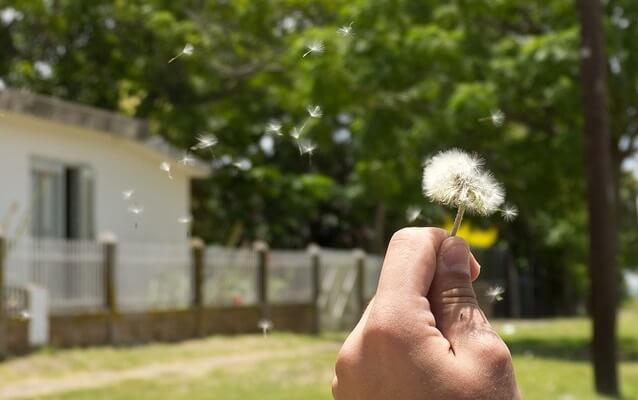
[486,285,505,303]
[337,22,354,37]
[233,158,252,171]
[168,43,194,63]
[298,139,317,156]
[422,149,505,236]
[160,161,173,179]
[122,190,134,200]
[500,204,518,221]
[127,204,144,215]
[501,323,516,336]
[406,207,422,223]
[258,319,273,337]
[266,122,283,136]
[191,133,218,150]
[290,126,302,140]
[480,109,506,127]
[307,105,323,119]
[180,152,195,166]
[303,40,325,58]
[18,310,31,321]
[177,215,193,224]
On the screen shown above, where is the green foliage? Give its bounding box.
[2,0,638,312]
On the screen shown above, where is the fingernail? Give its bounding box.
[440,238,470,275]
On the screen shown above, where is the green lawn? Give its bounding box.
[1,303,636,400]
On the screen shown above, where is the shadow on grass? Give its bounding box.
[505,336,638,362]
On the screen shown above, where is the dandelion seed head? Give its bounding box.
[193,133,218,150]
[337,22,354,37]
[486,285,505,303]
[303,40,325,57]
[490,109,506,126]
[422,149,504,216]
[307,105,322,118]
[122,190,134,200]
[500,205,518,221]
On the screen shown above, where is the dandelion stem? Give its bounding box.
[450,204,466,237]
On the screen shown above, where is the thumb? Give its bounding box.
[429,237,492,352]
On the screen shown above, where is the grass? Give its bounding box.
[0,303,636,400]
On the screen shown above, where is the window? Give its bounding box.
[31,158,95,239]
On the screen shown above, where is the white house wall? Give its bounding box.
[0,111,192,243]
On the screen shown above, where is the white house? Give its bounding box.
[0,89,209,244]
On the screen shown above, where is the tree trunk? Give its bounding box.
[577,0,620,396]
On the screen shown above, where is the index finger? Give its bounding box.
[375,227,449,301]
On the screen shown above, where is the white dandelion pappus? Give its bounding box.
[258,319,273,337]
[180,152,195,166]
[303,40,325,58]
[500,204,518,221]
[160,161,173,180]
[486,285,505,303]
[192,133,218,150]
[233,158,252,171]
[290,126,302,140]
[480,109,506,127]
[168,43,194,63]
[307,105,323,118]
[337,22,354,37]
[406,207,421,223]
[265,122,283,136]
[422,149,505,236]
[177,215,193,224]
[298,139,317,156]
[122,190,134,200]
[127,204,144,215]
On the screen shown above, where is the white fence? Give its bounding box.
[4,237,384,327]
[6,238,103,314]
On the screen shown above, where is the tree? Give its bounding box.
[577,0,619,396]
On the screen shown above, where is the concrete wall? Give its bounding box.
[0,111,195,243]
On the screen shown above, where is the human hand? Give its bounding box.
[332,228,520,400]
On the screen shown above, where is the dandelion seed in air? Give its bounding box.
[160,161,173,179]
[233,158,252,171]
[122,190,134,200]
[406,207,421,223]
[486,285,505,303]
[180,152,195,166]
[480,109,506,127]
[298,139,317,156]
[500,204,518,221]
[127,203,144,229]
[337,22,354,37]
[290,126,302,140]
[422,149,505,236]
[258,319,273,337]
[266,122,283,136]
[303,40,325,58]
[177,215,193,224]
[307,105,322,119]
[168,43,194,63]
[191,133,218,150]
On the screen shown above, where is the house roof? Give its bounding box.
[0,88,211,177]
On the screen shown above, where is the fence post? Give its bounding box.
[255,241,270,323]
[354,249,366,316]
[308,244,321,334]
[100,233,117,343]
[0,234,6,359]
[191,238,205,336]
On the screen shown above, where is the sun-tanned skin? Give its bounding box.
[332,228,520,400]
